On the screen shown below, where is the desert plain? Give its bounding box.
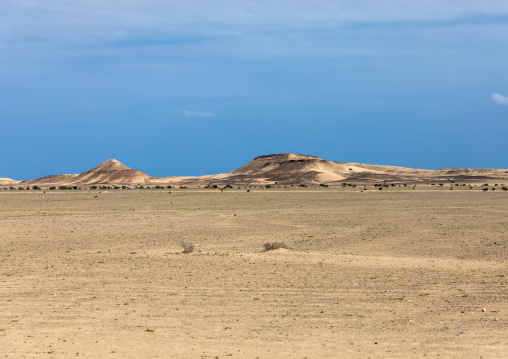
[1,188,507,358]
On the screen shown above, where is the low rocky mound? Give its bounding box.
[441,168,507,176]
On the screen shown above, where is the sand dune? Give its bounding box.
[0,177,20,185]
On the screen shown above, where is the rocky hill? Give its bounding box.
[4,154,508,188]
[74,159,156,185]
[20,159,158,186]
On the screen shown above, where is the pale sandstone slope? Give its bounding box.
[0,178,20,185]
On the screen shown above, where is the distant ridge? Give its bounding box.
[173,153,508,187]
[4,154,508,188]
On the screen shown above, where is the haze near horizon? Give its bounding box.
[1,1,508,180]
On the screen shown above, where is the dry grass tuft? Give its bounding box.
[180,241,195,254]
[262,242,291,252]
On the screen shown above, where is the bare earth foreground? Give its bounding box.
[1,189,507,358]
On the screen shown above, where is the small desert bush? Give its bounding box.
[262,242,291,252]
[180,241,195,254]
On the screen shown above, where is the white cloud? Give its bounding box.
[182,110,215,118]
[491,93,508,105]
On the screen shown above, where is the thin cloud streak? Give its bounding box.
[3,1,508,46]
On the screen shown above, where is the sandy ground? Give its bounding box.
[1,188,507,358]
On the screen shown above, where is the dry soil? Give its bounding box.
[1,188,507,358]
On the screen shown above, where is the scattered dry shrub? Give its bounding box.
[262,242,290,252]
[180,241,195,254]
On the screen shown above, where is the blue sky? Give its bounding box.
[1,1,508,179]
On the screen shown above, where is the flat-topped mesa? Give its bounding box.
[252,153,321,163]
[234,153,327,172]
[230,153,347,183]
